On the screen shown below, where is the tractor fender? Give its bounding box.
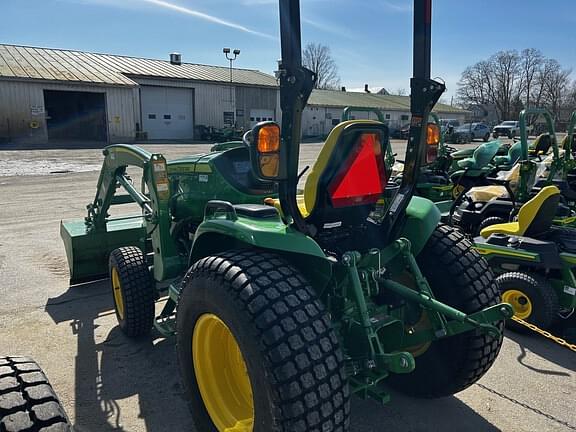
[400,196,441,256]
[188,219,333,290]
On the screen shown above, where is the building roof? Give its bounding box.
[0,44,278,88]
[308,89,466,114]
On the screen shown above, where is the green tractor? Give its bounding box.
[61,1,512,430]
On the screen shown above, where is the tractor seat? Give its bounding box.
[457,140,501,170]
[528,134,552,156]
[493,141,522,167]
[265,120,389,227]
[480,185,560,238]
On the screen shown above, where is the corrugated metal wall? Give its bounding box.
[134,78,232,131]
[0,79,137,144]
[301,106,467,138]
[133,78,279,133]
[235,86,278,130]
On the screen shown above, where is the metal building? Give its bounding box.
[302,89,468,137]
[0,44,278,145]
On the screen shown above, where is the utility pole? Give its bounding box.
[223,48,240,125]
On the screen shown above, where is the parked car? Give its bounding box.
[455,122,491,142]
[493,121,533,138]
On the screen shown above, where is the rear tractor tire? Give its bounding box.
[0,356,72,431]
[388,224,504,398]
[109,247,155,338]
[176,250,350,432]
[495,272,559,332]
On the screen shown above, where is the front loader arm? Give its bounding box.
[85,144,182,281]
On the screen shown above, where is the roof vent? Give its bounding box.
[341,86,346,92]
[170,53,182,65]
[364,84,371,93]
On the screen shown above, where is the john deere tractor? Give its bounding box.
[61,1,512,430]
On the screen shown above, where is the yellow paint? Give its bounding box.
[474,247,537,260]
[480,185,560,238]
[111,267,125,320]
[502,289,533,320]
[193,314,254,432]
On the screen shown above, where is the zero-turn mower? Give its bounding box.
[450,108,576,235]
[474,185,576,331]
[60,1,512,430]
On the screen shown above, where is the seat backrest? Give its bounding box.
[517,185,560,236]
[507,141,522,165]
[472,140,501,168]
[302,120,389,227]
[530,133,552,155]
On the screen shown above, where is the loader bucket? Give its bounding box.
[61,216,146,284]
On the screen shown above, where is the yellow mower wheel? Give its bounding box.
[501,289,533,320]
[495,272,559,333]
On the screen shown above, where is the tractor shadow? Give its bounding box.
[45,279,194,432]
[351,391,499,432]
[505,326,576,374]
[45,281,501,432]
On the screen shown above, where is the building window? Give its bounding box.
[164,114,171,120]
[331,119,340,126]
[385,114,391,120]
[401,114,409,121]
[148,114,156,119]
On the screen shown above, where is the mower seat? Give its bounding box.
[480,185,560,238]
[457,140,501,170]
[528,134,552,156]
[265,119,388,228]
[493,141,522,167]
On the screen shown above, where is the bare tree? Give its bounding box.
[302,43,341,90]
[537,59,572,118]
[457,48,574,122]
[391,88,407,96]
[519,48,543,108]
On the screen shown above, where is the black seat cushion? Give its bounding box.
[233,204,278,218]
[547,226,576,253]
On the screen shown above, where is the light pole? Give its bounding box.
[223,48,240,125]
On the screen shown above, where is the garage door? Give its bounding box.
[141,86,194,140]
[249,109,274,128]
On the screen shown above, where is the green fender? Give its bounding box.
[399,196,441,255]
[189,217,333,289]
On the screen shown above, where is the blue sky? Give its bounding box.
[2,0,576,100]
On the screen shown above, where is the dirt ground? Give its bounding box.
[0,139,575,432]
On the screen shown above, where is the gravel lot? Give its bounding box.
[0,138,574,432]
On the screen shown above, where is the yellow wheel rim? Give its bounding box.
[193,314,254,432]
[452,184,465,199]
[111,267,125,320]
[502,289,533,320]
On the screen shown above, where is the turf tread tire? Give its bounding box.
[0,357,71,432]
[109,247,155,338]
[388,224,504,398]
[495,271,559,332]
[176,250,350,432]
[477,216,507,236]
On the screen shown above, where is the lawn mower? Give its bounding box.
[61,1,512,430]
[450,108,576,235]
[473,185,576,331]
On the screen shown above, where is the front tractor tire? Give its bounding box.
[109,247,155,338]
[176,250,350,432]
[495,272,559,332]
[389,224,504,398]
